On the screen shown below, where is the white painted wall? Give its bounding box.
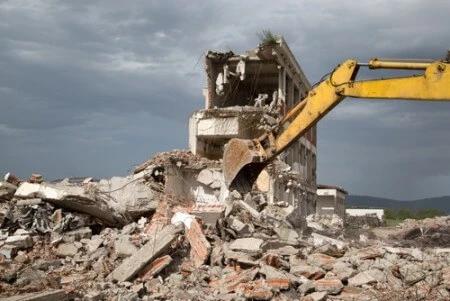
[346,208,385,221]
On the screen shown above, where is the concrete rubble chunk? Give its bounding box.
[229,237,263,254]
[274,226,299,244]
[110,224,183,282]
[85,235,103,254]
[5,235,33,249]
[356,246,385,260]
[228,216,252,235]
[314,278,343,294]
[307,253,336,271]
[332,261,354,281]
[55,242,79,257]
[260,264,290,280]
[237,200,261,220]
[197,169,214,186]
[301,291,327,301]
[139,255,173,280]
[0,181,17,201]
[62,227,92,242]
[311,233,346,250]
[185,217,211,267]
[399,263,426,285]
[191,203,225,226]
[114,234,139,258]
[290,264,326,280]
[348,269,386,286]
[235,279,273,300]
[0,244,17,259]
[384,246,423,261]
[210,267,259,294]
[0,289,67,301]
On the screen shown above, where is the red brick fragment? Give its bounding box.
[266,278,290,290]
[185,218,211,267]
[236,280,273,300]
[139,255,173,280]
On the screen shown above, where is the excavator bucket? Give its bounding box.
[223,138,268,193]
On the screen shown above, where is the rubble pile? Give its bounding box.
[1,153,450,300]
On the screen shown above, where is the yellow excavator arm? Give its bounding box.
[223,58,450,191]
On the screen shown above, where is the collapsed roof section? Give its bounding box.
[203,36,311,112]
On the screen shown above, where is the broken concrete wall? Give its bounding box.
[189,37,318,229]
[165,164,229,204]
[189,107,266,160]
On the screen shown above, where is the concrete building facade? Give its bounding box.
[316,184,348,219]
[188,37,317,227]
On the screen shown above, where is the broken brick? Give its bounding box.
[139,255,173,280]
[235,280,274,300]
[185,218,211,267]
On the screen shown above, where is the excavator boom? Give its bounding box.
[223,57,450,191]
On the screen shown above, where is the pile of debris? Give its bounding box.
[1,152,449,300]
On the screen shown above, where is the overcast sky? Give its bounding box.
[1,0,450,200]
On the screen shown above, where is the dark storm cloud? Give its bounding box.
[1,0,450,199]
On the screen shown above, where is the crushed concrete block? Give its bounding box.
[332,261,354,281]
[114,235,138,258]
[185,217,211,267]
[55,243,79,257]
[307,253,336,271]
[224,249,258,266]
[337,286,367,300]
[0,289,67,301]
[237,200,260,220]
[274,226,299,244]
[301,291,327,301]
[191,203,225,226]
[235,280,274,300]
[15,198,42,206]
[85,235,103,254]
[290,264,325,280]
[311,233,347,250]
[356,246,385,260]
[0,181,17,201]
[0,244,17,259]
[228,217,252,235]
[229,237,263,254]
[298,280,315,295]
[399,264,426,285]
[348,269,386,286]
[0,203,11,227]
[62,227,92,242]
[139,255,173,280]
[260,264,290,280]
[5,235,33,249]
[384,246,423,261]
[197,169,214,186]
[314,278,343,294]
[209,267,259,294]
[84,291,104,301]
[266,245,299,256]
[110,224,183,282]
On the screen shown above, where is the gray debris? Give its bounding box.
[5,235,33,249]
[55,242,79,257]
[229,237,263,254]
[110,224,183,282]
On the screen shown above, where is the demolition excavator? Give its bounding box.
[223,57,450,192]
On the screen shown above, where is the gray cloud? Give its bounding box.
[1,0,450,199]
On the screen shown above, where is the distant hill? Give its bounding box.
[346,195,450,214]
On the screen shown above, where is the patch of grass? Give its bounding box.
[257,30,279,46]
[385,218,403,227]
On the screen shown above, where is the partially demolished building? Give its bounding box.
[189,37,317,227]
